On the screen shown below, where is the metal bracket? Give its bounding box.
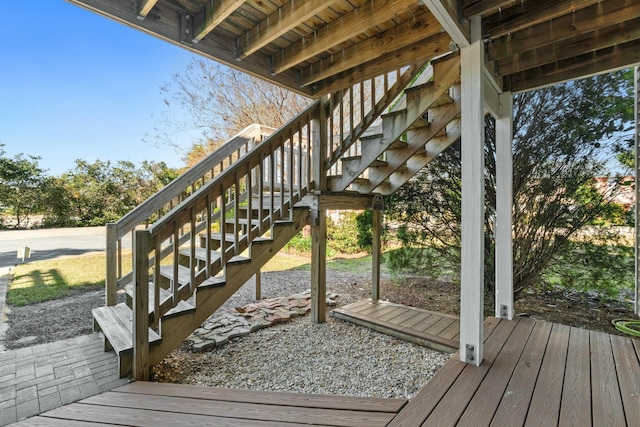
[372,194,385,211]
[500,304,509,319]
[180,13,194,46]
[465,344,476,363]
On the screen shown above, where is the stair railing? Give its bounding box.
[127,64,431,378]
[324,60,431,177]
[105,124,274,306]
[139,101,319,318]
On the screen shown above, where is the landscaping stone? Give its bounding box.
[187,291,338,351]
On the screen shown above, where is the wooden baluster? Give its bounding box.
[220,184,227,263]
[153,241,160,324]
[172,221,179,305]
[234,172,240,256]
[133,229,150,381]
[189,206,196,294]
[205,193,212,278]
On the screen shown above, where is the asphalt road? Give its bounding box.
[0,227,132,268]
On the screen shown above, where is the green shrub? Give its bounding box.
[543,241,633,300]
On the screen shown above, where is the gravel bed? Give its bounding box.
[166,269,451,400]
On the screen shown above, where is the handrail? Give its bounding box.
[116,124,273,238]
[105,123,274,305]
[148,101,320,236]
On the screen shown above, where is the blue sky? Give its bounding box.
[0,1,201,175]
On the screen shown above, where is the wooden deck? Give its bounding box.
[332,299,460,352]
[14,314,640,426]
[12,382,407,427]
[390,316,640,426]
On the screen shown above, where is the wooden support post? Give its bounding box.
[635,65,639,316]
[255,270,261,300]
[459,19,485,366]
[311,97,328,323]
[133,229,150,381]
[371,209,382,302]
[495,92,513,320]
[105,223,118,306]
[311,209,327,323]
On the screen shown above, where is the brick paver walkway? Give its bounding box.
[0,333,129,426]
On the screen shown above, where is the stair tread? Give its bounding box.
[179,247,222,262]
[199,276,227,288]
[93,303,161,354]
[159,264,191,286]
[164,299,195,318]
[123,283,172,314]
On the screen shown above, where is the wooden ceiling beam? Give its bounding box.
[462,0,517,18]
[300,12,443,87]
[488,0,640,61]
[272,0,417,75]
[66,0,312,97]
[496,17,640,76]
[192,0,245,44]
[137,0,159,19]
[238,0,338,59]
[484,0,603,39]
[421,0,470,47]
[507,39,640,93]
[312,35,451,95]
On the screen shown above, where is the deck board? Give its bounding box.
[388,313,640,426]
[331,300,459,352]
[18,383,406,427]
[16,306,640,427]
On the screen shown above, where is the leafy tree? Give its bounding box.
[386,69,634,298]
[149,59,311,166]
[41,159,178,227]
[0,144,47,228]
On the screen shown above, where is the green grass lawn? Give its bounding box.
[7,251,378,307]
[8,252,112,306]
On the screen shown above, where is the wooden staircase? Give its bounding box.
[327,54,461,196]
[93,54,462,379]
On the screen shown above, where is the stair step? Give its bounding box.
[164,299,195,318]
[359,132,383,142]
[159,264,191,286]
[341,156,387,168]
[123,283,171,315]
[179,247,222,263]
[389,140,408,149]
[199,276,227,289]
[93,303,161,355]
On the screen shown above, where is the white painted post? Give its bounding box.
[495,92,514,320]
[635,65,639,316]
[460,20,485,366]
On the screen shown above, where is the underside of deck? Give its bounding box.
[331,299,459,353]
[13,316,640,426]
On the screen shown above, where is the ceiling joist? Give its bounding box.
[301,12,443,87]
[238,0,339,60]
[462,0,516,18]
[497,17,640,76]
[137,0,159,19]
[484,0,603,39]
[488,0,640,61]
[272,0,417,75]
[314,34,451,95]
[192,0,245,44]
[508,38,640,92]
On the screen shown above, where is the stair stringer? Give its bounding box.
[328,54,461,193]
[376,118,462,195]
[148,207,309,367]
[353,95,461,194]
